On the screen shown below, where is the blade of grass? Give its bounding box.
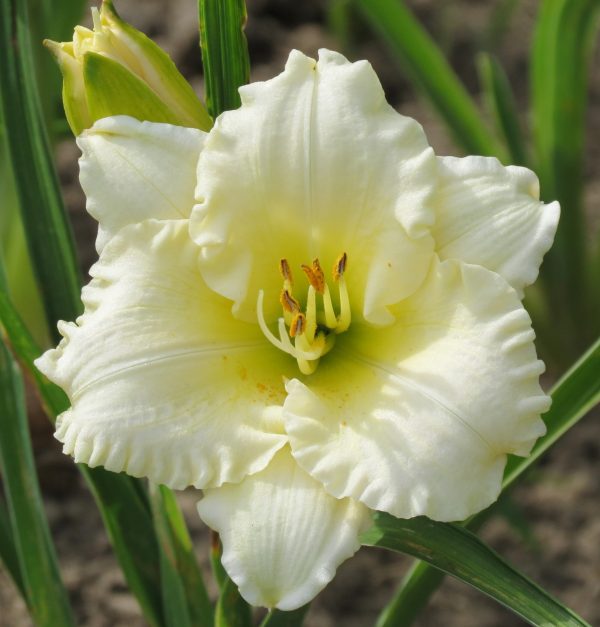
[0,0,82,341]
[149,484,214,627]
[531,0,600,354]
[477,53,528,166]
[0,288,167,627]
[376,335,600,626]
[363,513,590,627]
[198,0,250,118]
[0,340,74,626]
[353,0,505,159]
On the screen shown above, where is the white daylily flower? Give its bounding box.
[36,49,560,610]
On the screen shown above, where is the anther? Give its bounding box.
[333,252,347,281]
[280,290,300,313]
[302,258,325,294]
[290,312,306,337]
[279,258,293,285]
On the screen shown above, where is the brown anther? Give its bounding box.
[290,312,306,337]
[280,289,300,313]
[279,258,293,285]
[301,258,325,294]
[333,252,348,281]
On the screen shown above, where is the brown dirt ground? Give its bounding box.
[1,0,599,625]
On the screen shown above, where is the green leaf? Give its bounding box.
[477,53,528,166]
[259,606,310,627]
[531,0,600,353]
[0,290,69,419]
[199,0,250,117]
[209,531,229,591]
[0,340,74,626]
[215,575,252,627]
[209,531,253,624]
[0,496,27,601]
[352,0,505,159]
[0,290,167,627]
[362,513,590,627]
[0,0,82,339]
[375,560,444,627]
[82,468,165,627]
[149,484,213,627]
[376,335,600,626]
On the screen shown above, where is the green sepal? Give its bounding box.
[83,51,194,126]
[43,39,91,136]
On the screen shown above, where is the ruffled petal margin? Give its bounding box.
[432,156,560,296]
[284,257,549,521]
[36,219,291,489]
[190,49,435,325]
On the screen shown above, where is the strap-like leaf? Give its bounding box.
[150,484,214,627]
[477,53,528,166]
[0,0,82,340]
[353,0,505,159]
[0,341,74,626]
[199,0,250,118]
[531,0,600,353]
[0,495,27,602]
[215,576,252,627]
[363,513,590,627]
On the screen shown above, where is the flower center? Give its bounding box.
[257,253,351,374]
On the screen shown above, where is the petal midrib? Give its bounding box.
[335,345,495,454]
[71,341,264,400]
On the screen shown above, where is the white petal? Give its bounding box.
[284,257,549,522]
[191,49,435,325]
[197,447,369,610]
[36,219,290,489]
[432,156,560,295]
[78,116,207,252]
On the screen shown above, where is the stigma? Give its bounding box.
[257,253,351,374]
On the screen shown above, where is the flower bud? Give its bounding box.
[44,0,212,135]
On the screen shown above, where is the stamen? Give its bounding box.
[336,276,351,333]
[259,253,351,374]
[279,258,294,294]
[290,312,306,338]
[257,291,289,354]
[301,258,325,294]
[322,285,337,329]
[304,285,318,341]
[279,258,293,284]
[280,290,300,313]
[333,252,347,281]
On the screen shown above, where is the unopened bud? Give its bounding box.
[44,0,212,135]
